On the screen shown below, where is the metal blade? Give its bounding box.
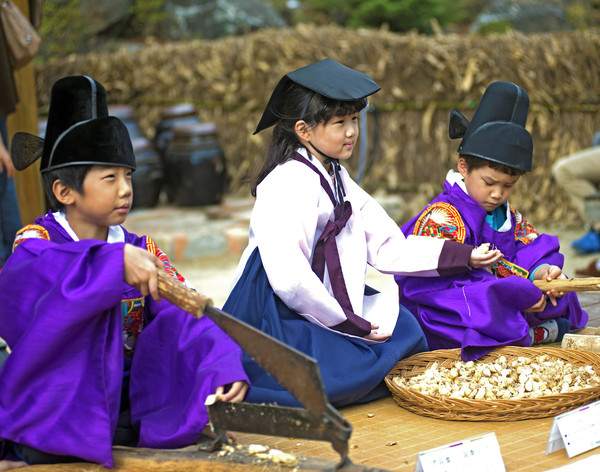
[206,400,352,466]
[206,305,329,417]
[157,272,330,417]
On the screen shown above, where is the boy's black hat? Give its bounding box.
[253,58,381,135]
[11,75,136,173]
[449,81,533,172]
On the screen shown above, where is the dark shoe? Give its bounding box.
[575,259,600,277]
[571,230,600,254]
[555,318,571,343]
[0,339,8,370]
[13,443,83,465]
[113,409,139,447]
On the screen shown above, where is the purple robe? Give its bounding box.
[0,212,248,467]
[395,177,588,361]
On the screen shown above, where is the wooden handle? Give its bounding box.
[157,271,213,317]
[533,277,600,292]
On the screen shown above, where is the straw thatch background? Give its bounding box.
[35,25,600,227]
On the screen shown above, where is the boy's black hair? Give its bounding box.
[251,82,367,196]
[42,165,90,211]
[460,154,526,177]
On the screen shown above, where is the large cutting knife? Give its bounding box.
[156,272,354,468]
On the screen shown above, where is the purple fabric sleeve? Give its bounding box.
[437,239,473,276]
[515,233,565,274]
[331,308,372,337]
[0,221,249,467]
[131,298,248,448]
[0,239,126,467]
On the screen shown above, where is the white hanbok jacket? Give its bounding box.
[230,149,471,343]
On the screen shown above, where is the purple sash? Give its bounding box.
[291,154,369,336]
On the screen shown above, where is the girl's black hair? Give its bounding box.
[42,165,90,211]
[460,154,526,177]
[250,81,367,196]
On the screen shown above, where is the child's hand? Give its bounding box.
[524,294,547,312]
[123,243,163,301]
[215,381,249,403]
[203,382,249,443]
[469,248,503,268]
[364,323,392,342]
[534,264,566,306]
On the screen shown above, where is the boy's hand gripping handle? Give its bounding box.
[533,277,600,292]
[155,271,354,468]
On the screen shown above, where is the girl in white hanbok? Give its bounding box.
[223,59,501,407]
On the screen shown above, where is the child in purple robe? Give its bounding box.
[0,76,249,470]
[395,81,588,361]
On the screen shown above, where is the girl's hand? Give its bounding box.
[469,248,503,268]
[123,244,163,301]
[534,265,566,306]
[364,323,391,342]
[215,381,249,403]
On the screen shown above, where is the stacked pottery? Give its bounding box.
[109,105,163,209]
[163,121,228,207]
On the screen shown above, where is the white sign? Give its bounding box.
[415,432,505,472]
[546,400,600,458]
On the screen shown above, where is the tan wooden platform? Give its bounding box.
[24,393,599,472]
[237,395,600,472]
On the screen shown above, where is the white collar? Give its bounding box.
[296,147,338,179]
[445,169,512,232]
[53,211,125,243]
[446,169,466,191]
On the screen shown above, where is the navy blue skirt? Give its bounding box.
[222,248,428,408]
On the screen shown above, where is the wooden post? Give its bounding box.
[6,0,46,225]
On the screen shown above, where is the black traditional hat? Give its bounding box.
[253,58,381,134]
[11,75,136,173]
[449,81,533,172]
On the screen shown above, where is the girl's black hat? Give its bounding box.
[254,58,380,135]
[11,75,136,173]
[449,81,533,172]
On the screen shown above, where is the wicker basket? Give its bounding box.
[384,346,600,421]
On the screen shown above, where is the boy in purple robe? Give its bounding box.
[395,81,588,362]
[0,76,249,470]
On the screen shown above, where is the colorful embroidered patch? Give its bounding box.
[13,224,50,251]
[122,297,145,357]
[146,236,186,283]
[491,257,529,279]
[413,202,466,243]
[511,205,539,244]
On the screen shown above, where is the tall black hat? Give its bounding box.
[449,81,533,172]
[253,58,381,135]
[11,75,136,173]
